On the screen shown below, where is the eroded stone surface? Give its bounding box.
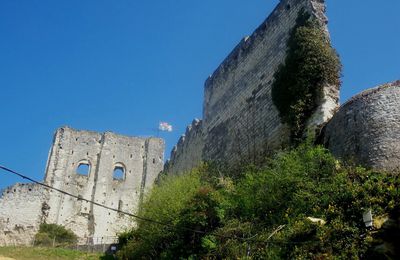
[0,184,46,246]
[323,81,400,171]
[0,126,164,246]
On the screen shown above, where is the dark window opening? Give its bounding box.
[77,163,90,176]
[113,166,125,180]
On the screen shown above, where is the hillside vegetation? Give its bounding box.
[118,9,391,260]
[116,13,393,255]
[117,144,400,259]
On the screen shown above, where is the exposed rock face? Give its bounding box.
[323,81,400,171]
[0,126,164,246]
[166,0,339,174]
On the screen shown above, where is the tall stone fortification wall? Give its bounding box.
[0,126,164,246]
[164,119,203,174]
[166,0,339,174]
[323,81,400,171]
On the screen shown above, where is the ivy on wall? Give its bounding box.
[272,11,342,143]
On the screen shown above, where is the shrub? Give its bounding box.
[117,145,400,259]
[117,168,204,259]
[221,145,400,258]
[34,223,77,247]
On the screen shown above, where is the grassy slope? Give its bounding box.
[0,247,104,260]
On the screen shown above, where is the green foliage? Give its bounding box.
[34,223,78,247]
[118,145,400,259]
[272,11,342,142]
[117,168,218,259]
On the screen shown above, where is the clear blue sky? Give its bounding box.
[1,0,399,190]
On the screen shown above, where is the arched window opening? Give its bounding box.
[113,164,125,181]
[76,161,90,176]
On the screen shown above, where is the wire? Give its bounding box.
[0,164,318,245]
[0,164,240,241]
[0,165,178,228]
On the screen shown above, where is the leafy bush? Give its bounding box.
[117,168,208,259]
[118,145,400,259]
[34,223,78,247]
[272,11,342,142]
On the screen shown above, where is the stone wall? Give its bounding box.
[0,126,164,246]
[164,119,204,174]
[166,0,339,173]
[44,127,164,240]
[0,183,47,246]
[323,80,400,171]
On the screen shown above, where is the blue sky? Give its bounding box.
[1,0,399,190]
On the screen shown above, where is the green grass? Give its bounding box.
[0,247,107,260]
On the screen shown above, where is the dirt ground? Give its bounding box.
[0,257,16,260]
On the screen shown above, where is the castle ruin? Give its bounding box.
[165,0,339,174]
[1,0,399,248]
[0,127,164,246]
[323,80,400,171]
[165,0,400,174]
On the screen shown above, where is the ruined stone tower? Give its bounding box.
[0,127,164,245]
[44,127,164,239]
[322,81,400,171]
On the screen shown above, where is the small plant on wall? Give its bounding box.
[272,10,342,143]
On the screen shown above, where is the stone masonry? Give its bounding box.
[2,0,399,249]
[322,81,400,171]
[0,184,47,246]
[166,0,339,174]
[0,126,164,246]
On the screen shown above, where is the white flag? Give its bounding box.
[159,122,173,132]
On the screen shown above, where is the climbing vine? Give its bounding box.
[272,11,342,142]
